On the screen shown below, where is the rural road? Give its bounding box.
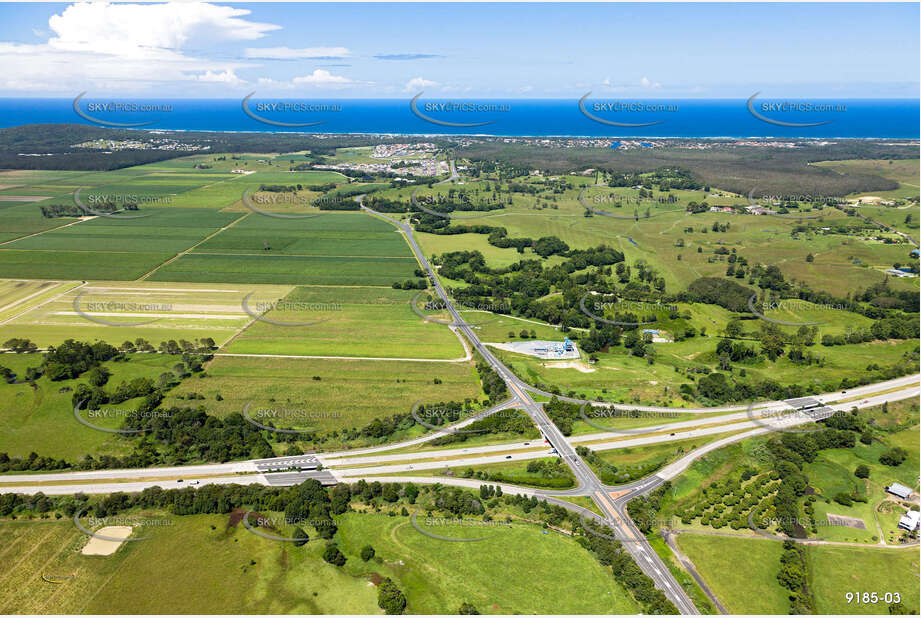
[3,196,918,614]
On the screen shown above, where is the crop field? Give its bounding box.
[0,202,84,243]
[162,354,483,446]
[0,279,79,322]
[193,212,412,258]
[0,249,173,281]
[0,352,182,460]
[149,252,418,286]
[0,207,246,280]
[224,286,464,359]
[0,281,292,348]
[3,208,242,253]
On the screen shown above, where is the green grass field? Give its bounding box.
[676,532,921,615]
[675,534,791,614]
[492,324,917,407]
[813,159,920,202]
[335,511,637,614]
[0,514,378,614]
[162,354,484,449]
[0,509,639,614]
[404,175,916,298]
[0,353,182,460]
[808,545,920,614]
[224,286,465,359]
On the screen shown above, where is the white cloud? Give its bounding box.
[194,69,244,85]
[640,76,662,89]
[244,46,350,60]
[48,2,278,57]
[0,2,275,94]
[293,69,354,87]
[405,76,437,92]
[256,70,357,90]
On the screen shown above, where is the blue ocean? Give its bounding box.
[0,97,917,138]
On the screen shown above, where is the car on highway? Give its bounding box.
[190,480,200,485]
[505,455,512,459]
[176,479,183,483]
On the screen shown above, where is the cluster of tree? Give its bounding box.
[2,337,38,353]
[602,168,703,192]
[414,218,566,257]
[413,189,508,214]
[819,313,920,346]
[768,428,859,537]
[317,200,360,211]
[476,359,508,402]
[687,354,917,404]
[524,458,571,479]
[879,447,908,467]
[43,339,120,381]
[390,279,428,290]
[430,409,536,446]
[459,462,575,489]
[683,277,754,312]
[0,451,71,472]
[435,246,624,330]
[777,541,815,614]
[40,202,131,218]
[377,578,407,614]
[626,483,670,534]
[543,398,582,436]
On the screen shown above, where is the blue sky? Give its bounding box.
[0,2,917,98]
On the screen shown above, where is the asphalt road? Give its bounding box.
[361,203,698,613]
[2,196,917,613]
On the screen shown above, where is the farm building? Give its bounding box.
[887,483,913,500]
[898,510,920,532]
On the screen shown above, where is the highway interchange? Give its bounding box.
[1,199,918,614]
